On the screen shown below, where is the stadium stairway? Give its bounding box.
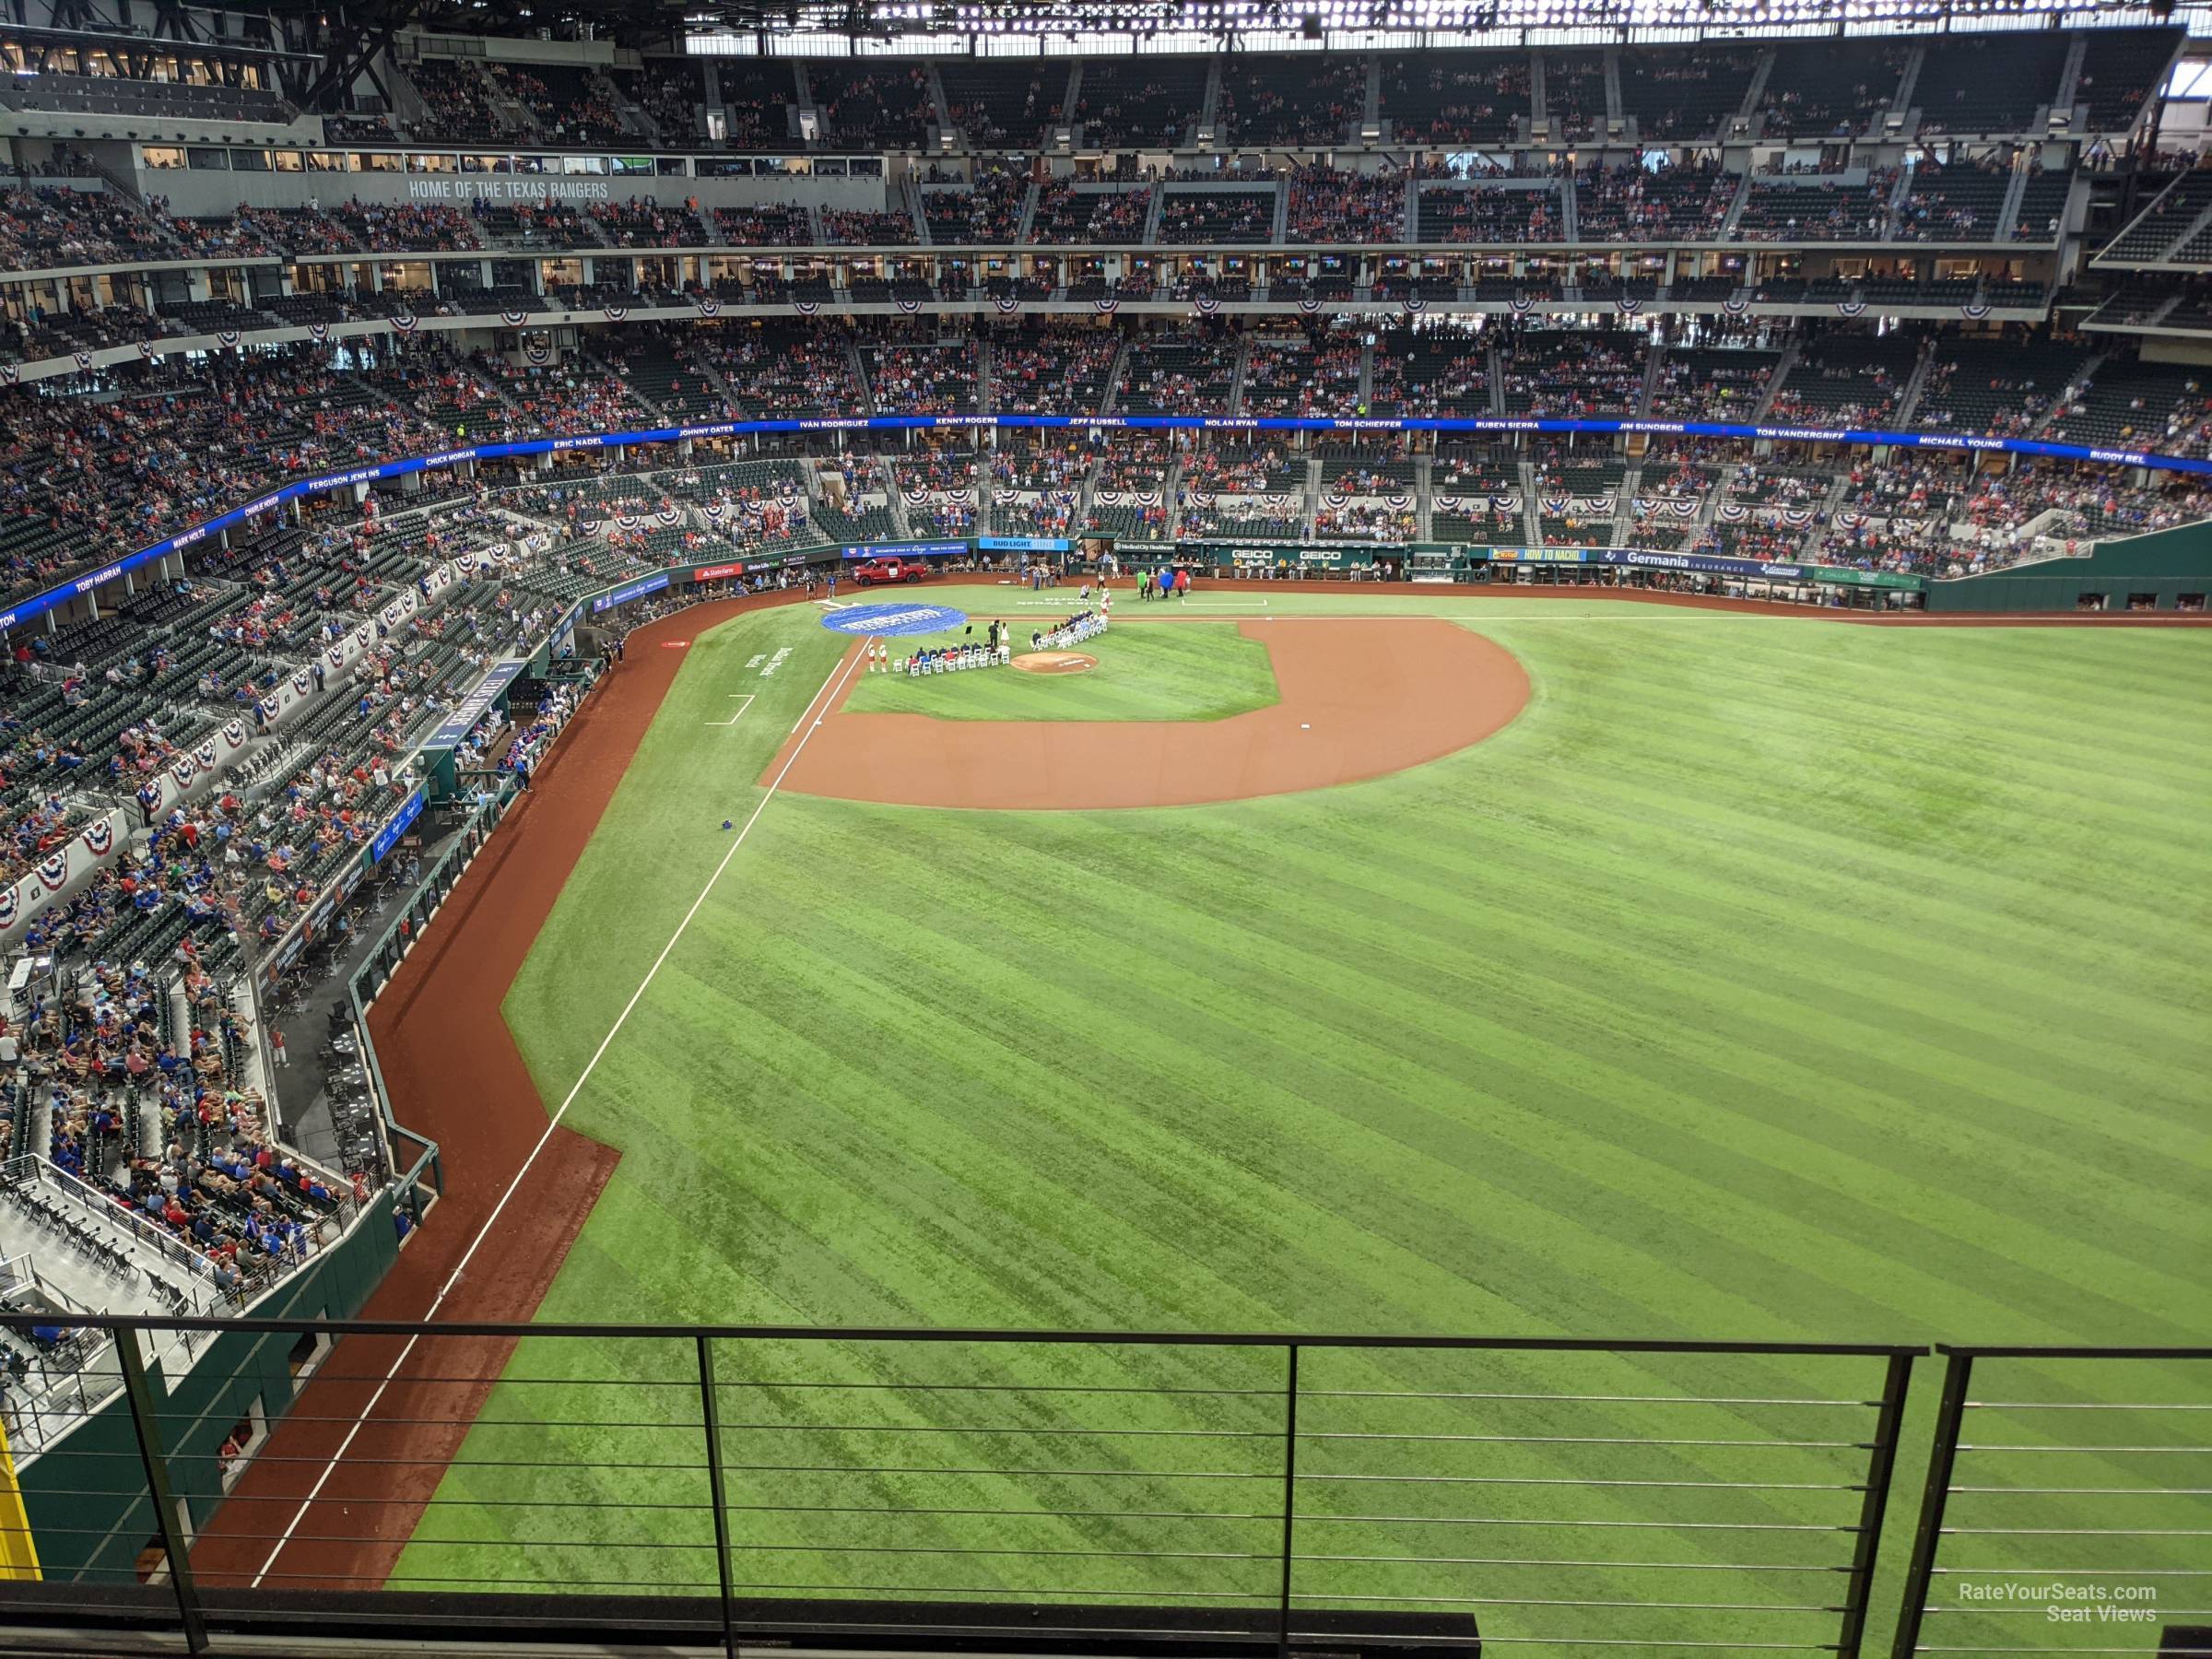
[1801,471,1855,562]
[1891,342,1939,429]
[1997,166,2032,241]
[1719,171,1755,237]
[1096,334,1132,415]
[1609,464,1643,547]
[1226,335,1253,415]
[1751,346,1797,421]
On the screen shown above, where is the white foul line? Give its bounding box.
[250,638,873,1589]
[703,693,756,728]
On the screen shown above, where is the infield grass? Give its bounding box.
[842,614,1279,722]
[396,590,2212,1653]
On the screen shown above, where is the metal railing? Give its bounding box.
[0,1315,1931,1659]
[0,1156,221,1298]
[1891,1345,2212,1659]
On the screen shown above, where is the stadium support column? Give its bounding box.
[117,1331,207,1654]
[1277,1344,1300,1658]
[694,1337,739,1659]
[1834,1352,1915,1659]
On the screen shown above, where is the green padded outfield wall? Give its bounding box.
[1926,521,2212,612]
[16,1191,404,1583]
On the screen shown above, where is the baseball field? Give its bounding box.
[387,587,2211,1645]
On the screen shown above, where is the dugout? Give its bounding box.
[1925,521,2212,612]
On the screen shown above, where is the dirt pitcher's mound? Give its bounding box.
[1013,651,1099,674]
[770,618,1528,810]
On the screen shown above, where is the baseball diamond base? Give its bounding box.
[767,618,1530,810]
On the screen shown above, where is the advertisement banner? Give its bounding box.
[368,788,427,866]
[589,572,671,613]
[1810,567,1927,590]
[423,660,529,751]
[1593,548,1812,579]
[977,535,1071,553]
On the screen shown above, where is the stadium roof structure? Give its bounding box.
[189,0,2212,52]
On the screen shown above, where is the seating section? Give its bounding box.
[862,335,978,415]
[1418,182,1563,243]
[1158,187,1276,245]
[807,61,935,148]
[1759,40,1909,136]
[0,186,173,267]
[1915,335,2088,439]
[2073,28,2181,133]
[1028,183,1151,245]
[1071,57,1208,147]
[493,63,624,147]
[1736,174,1896,242]
[709,58,799,150]
[1119,332,1239,415]
[1618,46,1759,140]
[922,168,1028,244]
[1649,347,1778,420]
[1240,335,1361,418]
[1912,33,2071,135]
[406,60,507,143]
[1287,169,1404,245]
[1380,48,1526,144]
[1575,165,1736,241]
[2014,172,2072,243]
[939,61,1062,147]
[2045,354,2212,457]
[1542,52,1607,143]
[1895,163,2011,242]
[1767,333,1917,426]
[2104,172,2212,264]
[1217,53,1367,146]
[333,200,479,252]
[988,323,1119,415]
[1500,331,1647,418]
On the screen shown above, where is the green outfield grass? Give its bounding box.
[842,614,1279,722]
[397,591,2212,1651]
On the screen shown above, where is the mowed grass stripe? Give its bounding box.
[690,811,2137,1353]
[1367,818,2212,1168]
[1206,831,2207,1303]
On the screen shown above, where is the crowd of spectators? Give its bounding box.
[0,186,175,267]
[1575,161,1738,241]
[584,195,703,248]
[712,205,814,248]
[820,208,915,245]
[1286,169,1406,244]
[333,198,481,253]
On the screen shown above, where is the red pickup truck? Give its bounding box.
[851,557,931,587]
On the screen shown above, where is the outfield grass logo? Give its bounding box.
[823,604,969,638]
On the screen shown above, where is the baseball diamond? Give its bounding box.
[0,8,2206,1659]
